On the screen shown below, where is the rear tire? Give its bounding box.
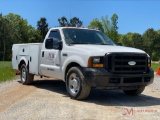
[123,87,145,96]
[66,66,91,100]
[20,64,34,85]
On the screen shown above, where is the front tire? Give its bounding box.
[20,64,34,85]
[123,87,145,96]
[66,67,91,100]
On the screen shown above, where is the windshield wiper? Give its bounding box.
[69,42,90,45]
[93,43,111,45]
[100,43,111,45]
[68,42,111,45]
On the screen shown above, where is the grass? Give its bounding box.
[0,61,17,83]
[151,62,160,72]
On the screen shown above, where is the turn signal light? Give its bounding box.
[88,57,104,68]
[148,64,151,67]
[93,64,104,67]
[88,57,92,67]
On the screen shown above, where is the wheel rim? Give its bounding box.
[21,67,26,83]
[68,73,80,95]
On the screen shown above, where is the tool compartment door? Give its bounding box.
[29,44,41,75]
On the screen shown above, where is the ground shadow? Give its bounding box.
[86,89,160,107]
[17,79,160,107]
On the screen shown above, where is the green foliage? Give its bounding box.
[120,28,160,59]
[101,14,119,43]
[111,14,118,32]
[28,25,42,43]
[110,14,119,43]
[0,13,14,61]
[5,13,29,43]
[120,32,144,49]
[70,17,83,27]
[142,28,160,57]
[152,52,160,61]
[0,61,17,82]
[151,63,160,72]
[58,16,69,27]
[0,13,42,61]
[89,14,119,43]
[37,17,49,39]
[89,18,104,32]
[58,16,83,27]
[131,33,143,49]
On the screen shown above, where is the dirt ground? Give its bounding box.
[0,75,160,120]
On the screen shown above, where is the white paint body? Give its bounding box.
[12,43,42,75]
[12,27,147,81]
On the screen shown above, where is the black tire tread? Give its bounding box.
[66,66,91,100]
[20,64,34,85]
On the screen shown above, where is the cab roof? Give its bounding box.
[50,27,100,31]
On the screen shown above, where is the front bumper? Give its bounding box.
[82,68,154,89]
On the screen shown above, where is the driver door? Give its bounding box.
[40,29,62,79]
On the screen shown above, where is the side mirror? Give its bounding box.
[53,40,62,50]
[117,42,122,46]
[45,38,62,50]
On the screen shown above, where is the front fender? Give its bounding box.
[62,55,86,80]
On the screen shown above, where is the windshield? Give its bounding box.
[62,28,115,45]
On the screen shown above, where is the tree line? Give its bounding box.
[0,13,160,61]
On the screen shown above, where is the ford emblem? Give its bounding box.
[128,61,136,66]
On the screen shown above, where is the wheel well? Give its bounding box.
[18,60,28,70]
[65,62,81,81]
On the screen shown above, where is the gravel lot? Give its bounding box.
[0,75,160,120]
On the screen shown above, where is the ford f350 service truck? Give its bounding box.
[12,27,154,100]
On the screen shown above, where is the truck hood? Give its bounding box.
[70,45,146,56]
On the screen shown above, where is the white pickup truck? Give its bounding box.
[12,27,154,100]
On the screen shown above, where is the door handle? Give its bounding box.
[42,51,44,57]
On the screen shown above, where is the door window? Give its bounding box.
[48,30,61,41]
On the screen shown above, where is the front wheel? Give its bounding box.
[20,64,34,85]
[66,66,91,100]
[123,87,145,96]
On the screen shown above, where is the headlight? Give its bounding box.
[88,57,104,68]
[93,57,100,63]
